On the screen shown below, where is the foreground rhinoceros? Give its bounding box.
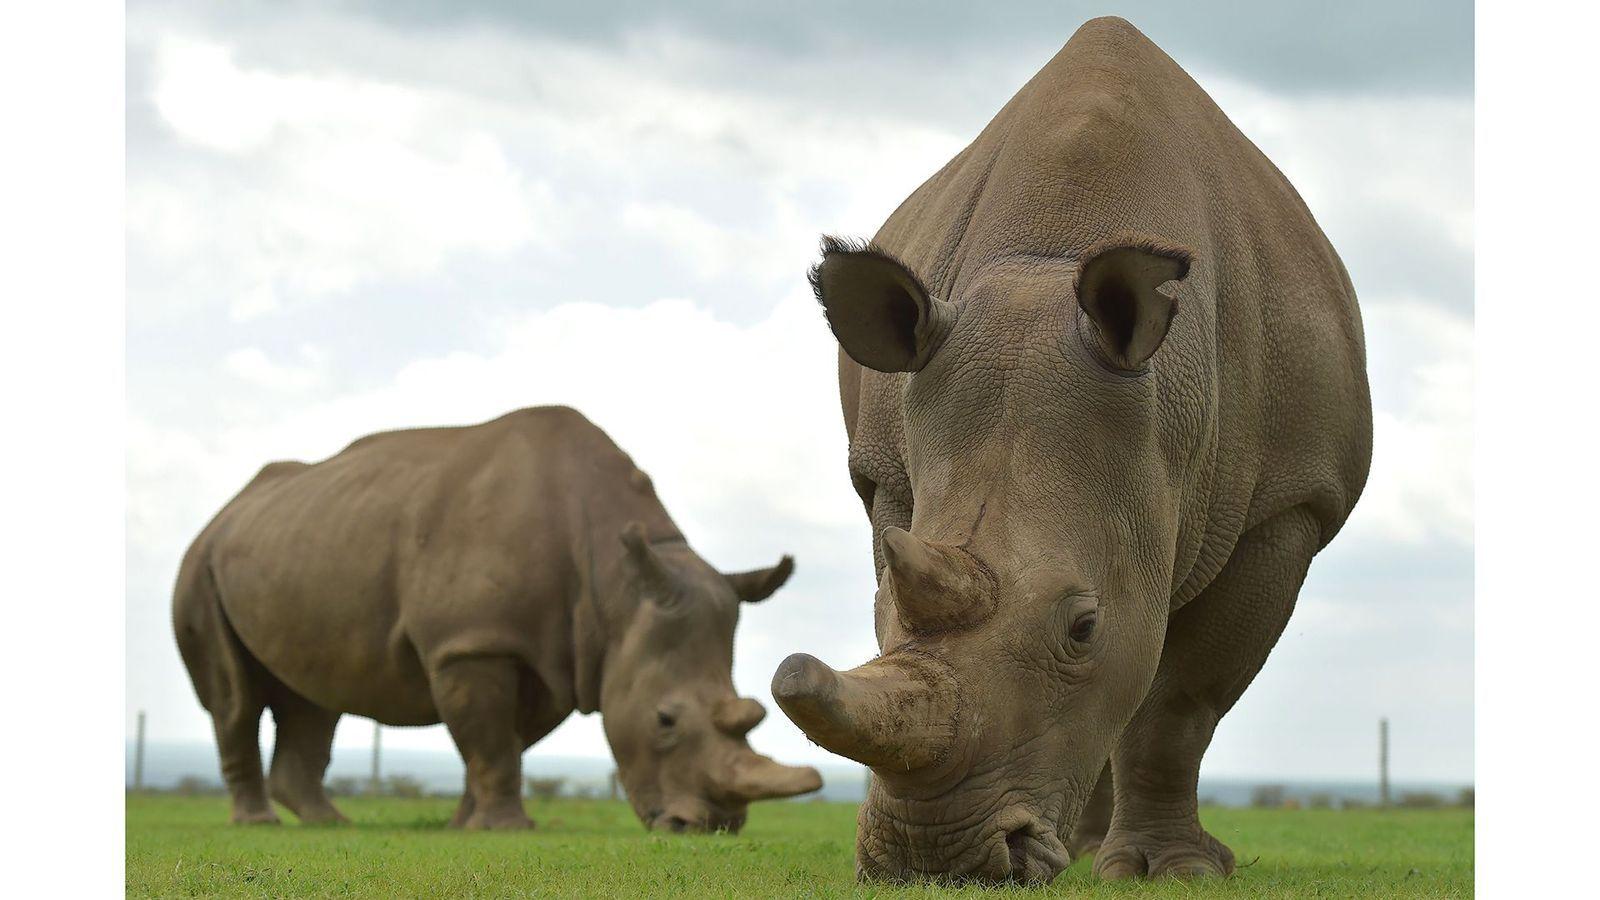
[773,17,1372,884]
[175,405,821,832]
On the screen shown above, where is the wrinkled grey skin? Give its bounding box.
[773,18,1371,884]
[175,406,821,832]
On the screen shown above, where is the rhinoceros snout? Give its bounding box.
[648,806,747,835]
[856,807,1069,886]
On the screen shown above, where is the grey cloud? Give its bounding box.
[1339,227,1474,316]
[323,0,1471,95]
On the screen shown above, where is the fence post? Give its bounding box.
[133,710,146,792]
[370,720,382,796]
[1379,717,1390,809]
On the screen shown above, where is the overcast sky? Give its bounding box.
[126,0,1473,783]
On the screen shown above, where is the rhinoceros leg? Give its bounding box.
[1068,762,1114,860]
[1095,506,1320,880]
[430,656,534,830]
[174,569,280,825]
[209,689,279,825]
[266,689,347,825]
[448,788,477,828]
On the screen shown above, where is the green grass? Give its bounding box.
[126,794,1472,898]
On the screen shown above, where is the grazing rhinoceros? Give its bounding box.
[174,406,821,832]
[772,17,1372,884]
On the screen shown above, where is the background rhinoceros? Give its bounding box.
[174,405,820,832]
[774,17,1372,884]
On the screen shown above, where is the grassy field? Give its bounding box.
[126,794,1472,898]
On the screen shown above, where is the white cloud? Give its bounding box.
[132,291,862,550]
[619,201,807,283]
[127,415,217,566]
[129,22,970,323]
[149,35,453,157]
[222,345,327,392]
[131,36,552,319]
[1342,300,1474,548]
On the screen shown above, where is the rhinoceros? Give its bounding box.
[773,17,1372,884]
[174,405,822,832]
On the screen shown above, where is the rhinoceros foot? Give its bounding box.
[268,776,348,825]
[1092,827,1235,880]
[459,800,534,831]
[229,806,281,826]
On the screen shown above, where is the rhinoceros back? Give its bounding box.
[201,407,632,723]
[867,17,1371,571]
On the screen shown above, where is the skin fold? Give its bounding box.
[174,405,821,832]
[773,16,1371,885]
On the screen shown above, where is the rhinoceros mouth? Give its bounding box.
[993,816,1072,884]
[855,815,1070,885]
[853,780,1078,885]
[646,807,748,835]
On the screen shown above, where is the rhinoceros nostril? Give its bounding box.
[1005,828,1029,876]
[666,815,690,833]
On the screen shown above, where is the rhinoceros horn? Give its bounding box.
[717,750,824,803]
[770,650,958,772]
[881,526,995,633]
[712,696,768,738]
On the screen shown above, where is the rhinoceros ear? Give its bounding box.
[620,521,674,590]
[1074,233,1193,370]
[809,236,956,373]
[724,555,795,603]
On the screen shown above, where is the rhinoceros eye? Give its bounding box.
[1068,611,1097,645]
[657,710,677,729]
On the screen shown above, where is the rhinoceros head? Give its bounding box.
[776,234,1192,881]
[600,522,821,833]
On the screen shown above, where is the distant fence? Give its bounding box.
[127,715,1471,809]
[1235,782,1474,811]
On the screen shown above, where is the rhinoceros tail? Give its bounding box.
[172,547,265,718]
